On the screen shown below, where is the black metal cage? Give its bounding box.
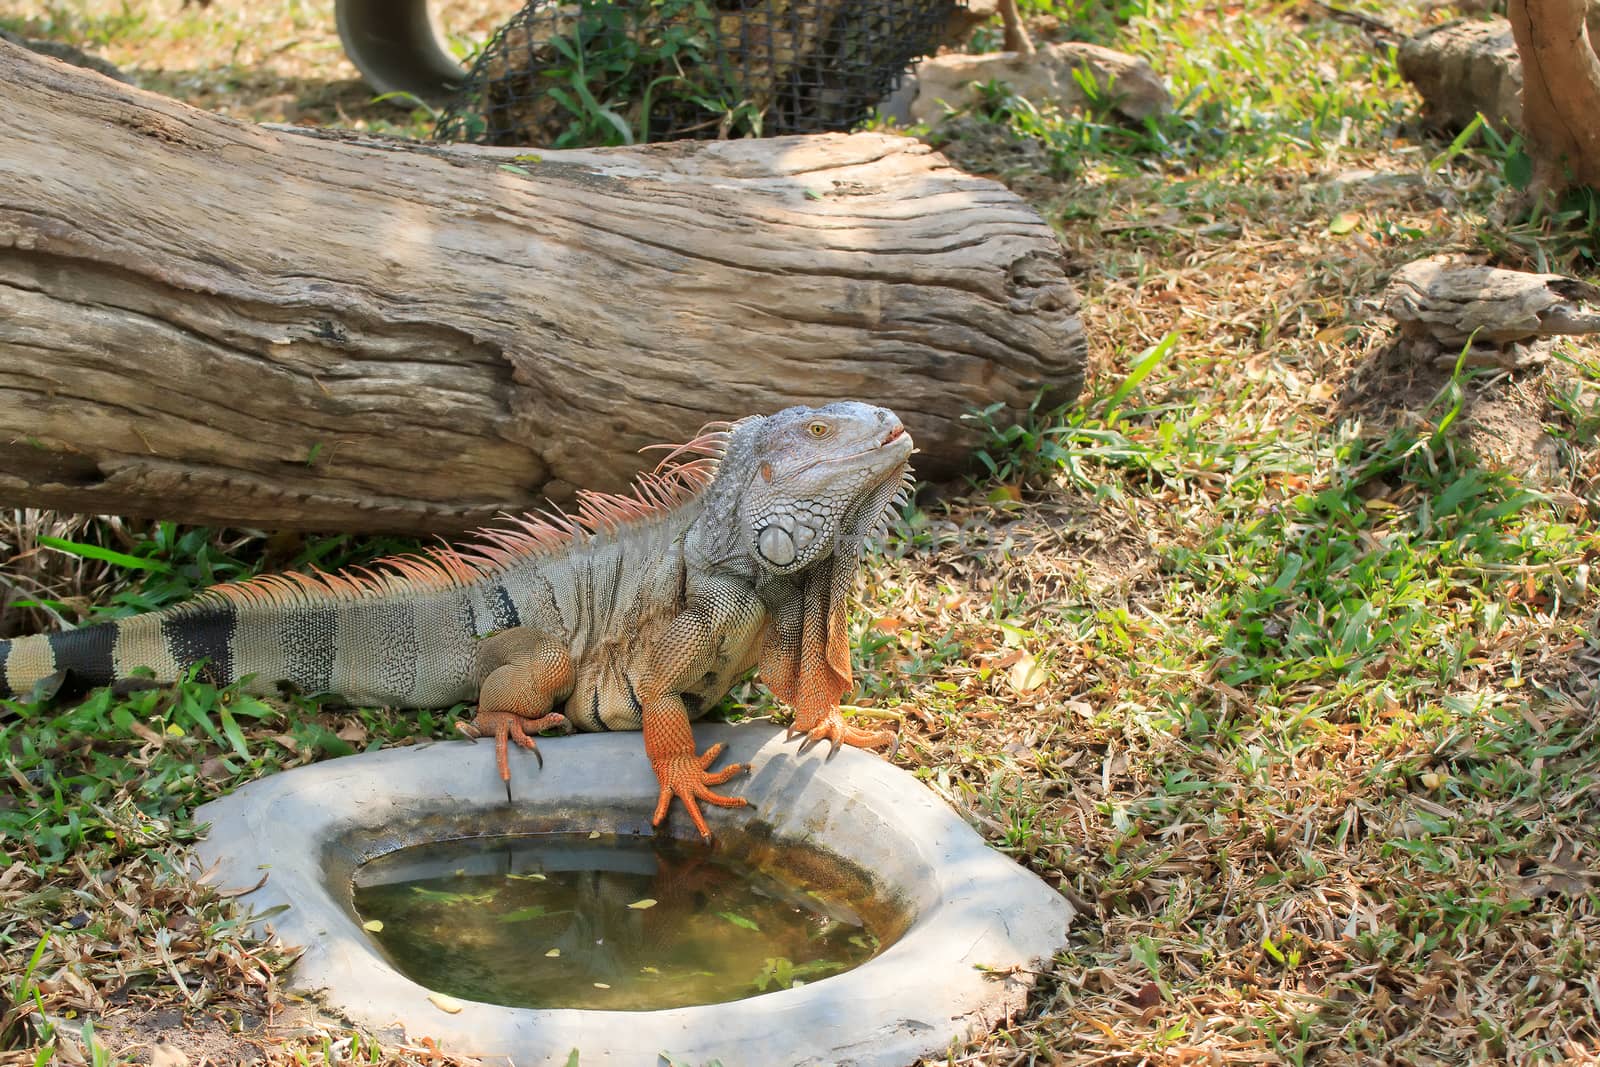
[435,0,955,147]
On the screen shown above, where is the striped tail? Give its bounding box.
[0,585,493,709]
[0,602,238,703]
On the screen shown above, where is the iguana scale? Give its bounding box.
[0,403,914,837]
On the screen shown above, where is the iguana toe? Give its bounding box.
[650,752,749,840]
[457,709,566,782]
[792,708,897,760]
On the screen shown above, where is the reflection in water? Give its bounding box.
[353,833,887,1010]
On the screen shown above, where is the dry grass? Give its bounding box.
[3,0,1600,1064]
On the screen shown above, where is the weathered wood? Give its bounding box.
[1510,0,1600,193]
[1384,255,1600,346]
[0,42,1085,535]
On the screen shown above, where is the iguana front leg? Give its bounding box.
[639,586,761,839]
[757,584,897,758]
[456,627,573,787]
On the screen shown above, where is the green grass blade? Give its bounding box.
[37,535,173,574]
[1102,332,1180,416]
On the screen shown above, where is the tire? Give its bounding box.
[335,0,466,107]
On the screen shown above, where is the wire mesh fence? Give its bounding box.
[435,0,956,147]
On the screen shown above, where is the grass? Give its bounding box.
[3,0,1600,1063]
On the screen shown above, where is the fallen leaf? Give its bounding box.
[988,484,1022,504]
[1009,653,1048,694]
[428,993,464,1014]
[362,919,384,932]
[628,898,658,910]
[151,1045,190,1067]
[1328,211,1361,235]
[593,982,611,989]
[545,948,561,957]
[589,831,601,840]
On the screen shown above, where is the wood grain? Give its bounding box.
[0,42,1086,533]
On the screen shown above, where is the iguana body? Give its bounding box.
[0,403,914,837]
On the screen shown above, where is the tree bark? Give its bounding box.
[1509,0,1600,192]
[0,42,1085,535]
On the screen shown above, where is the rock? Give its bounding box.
[1383,255,1600,361]
[909,41,1171,126]
[1398,18,1522,130]
[876,73,920,126]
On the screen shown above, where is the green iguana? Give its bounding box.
[0,403,914,838]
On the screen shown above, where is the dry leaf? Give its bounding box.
[988,484,1023,504]
[593,982,611,989]
[545,948,561,957]
[362,919,384,932]
[1328,211,1361,235]
[589,831,601,839]
[151,1045,191,1067]
[1009,653,1048,694]
[628,898,658,910]
[428,992,464,1014]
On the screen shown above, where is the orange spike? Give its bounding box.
[207,420,730,610]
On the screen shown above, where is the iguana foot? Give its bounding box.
[650,742,749,840]
[457,710,567,780]
[789,708,898,759]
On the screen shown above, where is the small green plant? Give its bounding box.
[0,933,53,1050]
[472,0,763,148]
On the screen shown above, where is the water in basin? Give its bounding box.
[352,831,899,1010]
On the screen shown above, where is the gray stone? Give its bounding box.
[1398,19,1523,131]
[909,42,1171,126]
[193,723,1072,1067]
[876,74,920,127]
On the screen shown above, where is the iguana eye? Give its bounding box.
[807,421,830,438]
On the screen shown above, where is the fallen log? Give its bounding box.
[0,42,1085,535]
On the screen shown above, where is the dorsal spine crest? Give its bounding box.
[209,426,732,610]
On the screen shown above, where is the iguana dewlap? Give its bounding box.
[0,403,915,837]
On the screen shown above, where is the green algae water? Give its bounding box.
[351,833,897,1010]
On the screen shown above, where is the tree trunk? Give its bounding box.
[1508,0,1600,193]
[0,42,1085,535]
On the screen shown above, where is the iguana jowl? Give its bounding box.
[0,403,914,837]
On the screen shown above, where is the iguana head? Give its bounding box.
[734,401,914,576]
[695,401,914,720]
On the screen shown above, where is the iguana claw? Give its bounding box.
[456,709,566,786]
[789,708,898,760]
